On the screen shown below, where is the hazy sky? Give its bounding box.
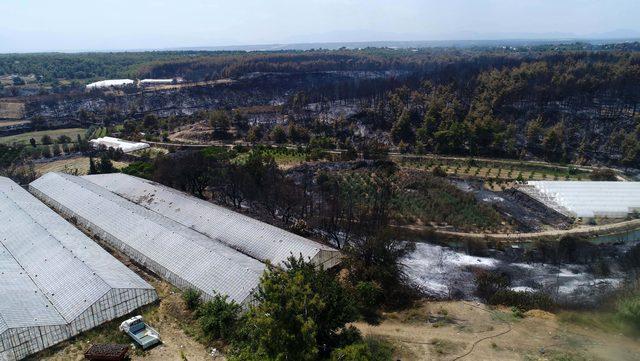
[1,0,639,53]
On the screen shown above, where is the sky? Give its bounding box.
[1,0,639,53]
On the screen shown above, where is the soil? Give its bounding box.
[356,300,640,361]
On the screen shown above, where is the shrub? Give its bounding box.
[489,290,553,311]
[475,270,510,300]
[432,165,447,177]
[196,294,242,341]
[590,168,617,181]
[329,336,393,361]
[183,289,201,311]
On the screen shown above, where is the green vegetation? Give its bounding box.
[181,256,393,361]
[182,289,202,311]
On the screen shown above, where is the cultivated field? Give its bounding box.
[397,156,591,182]
[0,128,86,145]
[34,156,129,176]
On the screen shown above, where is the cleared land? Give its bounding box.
[357,300,640,361]
[0,128,86,145]
[34,157,129,176]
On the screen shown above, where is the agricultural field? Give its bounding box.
[0,128,86,145]
[34,156,129,176]
[234,146,307,168]
[328,168,507,232]
[0,101,25,119]
[396,156,591,182]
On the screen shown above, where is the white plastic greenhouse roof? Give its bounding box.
[84,173,342,268]
[86,79,134,89]
[89,137,150,153]
[525,181,640,218]
[0,177,156,358]
[30,173,265,305]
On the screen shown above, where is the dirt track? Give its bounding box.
[401,219,640,243]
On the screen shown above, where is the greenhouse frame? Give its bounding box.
[30,172,265,307]
[0,177,157,361]
[84,173,342,268]
[522,181,640,218]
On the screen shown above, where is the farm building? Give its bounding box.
[84,173,342,268]
[29,172,265,306]
[521,181,640,218]
[0,177,156,361]
[89,136,150,153]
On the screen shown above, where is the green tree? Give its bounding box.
[270,125,288,144]
[390,109,414,144]
[231,257,358,361]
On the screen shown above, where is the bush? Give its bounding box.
[354,281,383,324]
[196,294,242,341]
[432,165,447,177]
[590,168,617,181]
[330,336,393,361]
[489,290,553,311]
[183,289,201,311]
[617,295,640,330]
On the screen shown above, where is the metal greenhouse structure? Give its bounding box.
[30,172,265,306]
[0,177,157,361]
[84,173,342,268]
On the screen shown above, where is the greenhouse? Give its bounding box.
[0,177,157,361]
[523,181,640,218]
[84,173,342,268]
[89,136,150,153]
[30,172,265,307]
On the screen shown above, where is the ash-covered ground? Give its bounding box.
[403,242,632,307]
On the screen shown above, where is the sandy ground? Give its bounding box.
[356,301,640,361]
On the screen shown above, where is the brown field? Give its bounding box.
[0,101,25,119]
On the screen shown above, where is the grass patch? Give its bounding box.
[558,288,640,338]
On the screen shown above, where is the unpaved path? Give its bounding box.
[400,219,640,243]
